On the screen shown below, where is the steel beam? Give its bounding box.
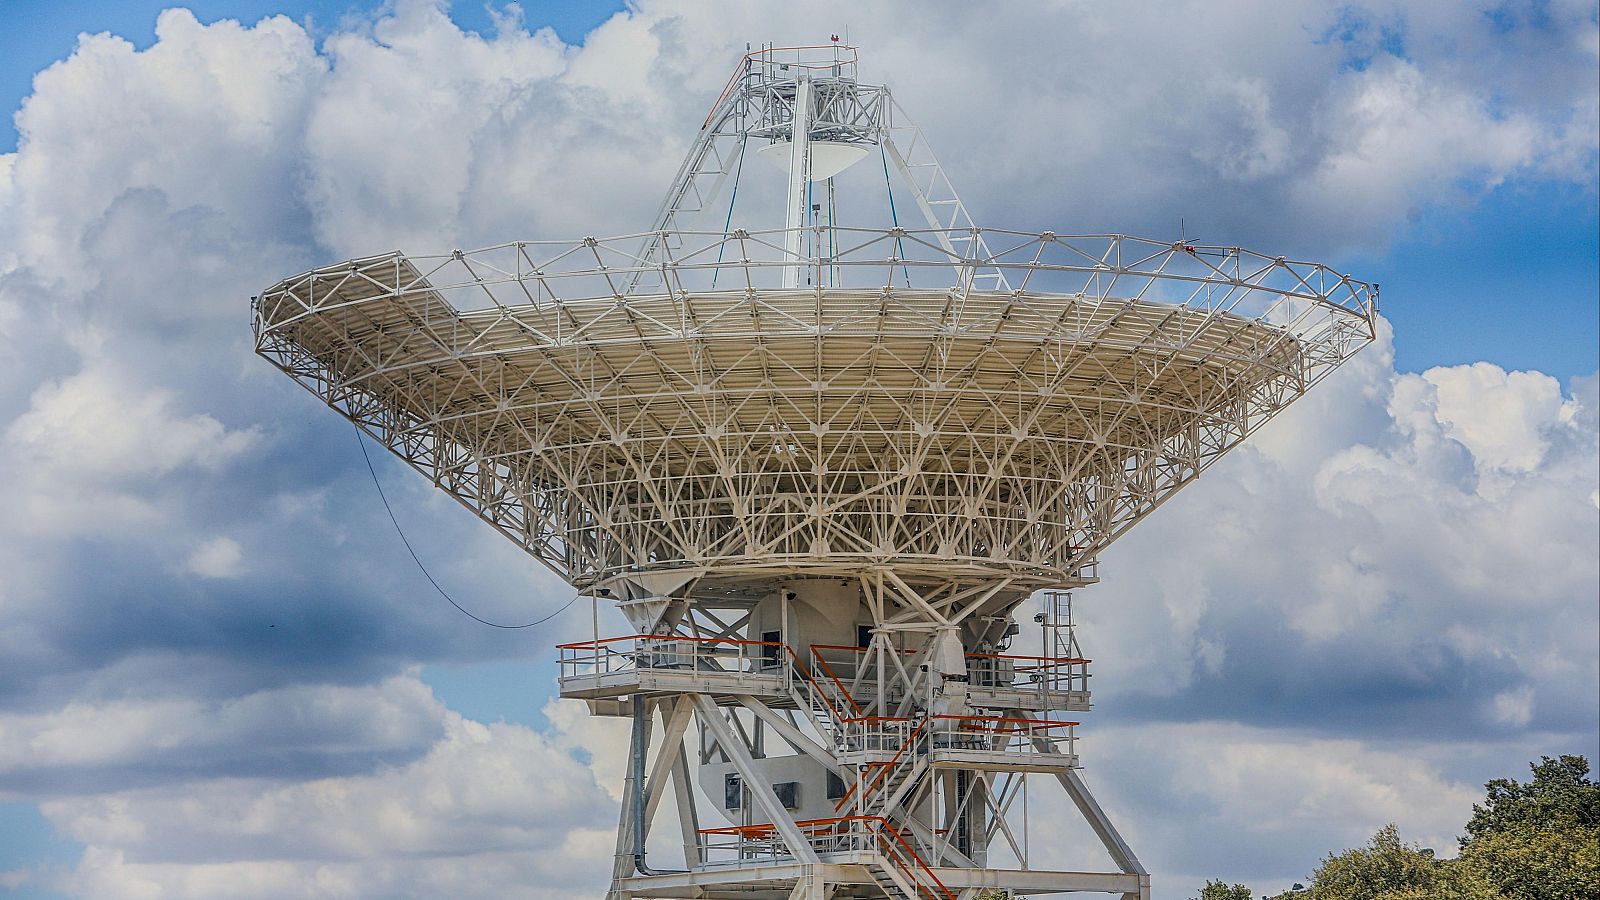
[692,695,822,864]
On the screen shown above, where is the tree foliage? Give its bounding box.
[1462,755,1600,844]
[1200,755,1600,900]
[1456,755,1600,900]
[1304,824,1493,900]
[1458,824,1600,900]
[1193,880,1253,900]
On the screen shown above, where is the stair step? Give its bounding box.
[868,868,911,899]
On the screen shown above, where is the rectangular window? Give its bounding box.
[724,774,741,810]
[773,781,799,810]
[856,624,873,649]
[761,630,781,669]
[826,771,846,801]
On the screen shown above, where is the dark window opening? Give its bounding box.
[774,781,799,810]
[761,630,781,669]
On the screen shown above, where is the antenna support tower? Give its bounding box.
[254,44,1377,900]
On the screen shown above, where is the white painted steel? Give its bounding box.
[255,44,1377,900]
[756,140,870,181]
[254,231,1374,594]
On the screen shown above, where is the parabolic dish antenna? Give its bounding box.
[256,44,1376,900]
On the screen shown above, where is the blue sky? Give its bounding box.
[1368,179,1597,378]
[0,2,1594,898]
[0,1,626,155]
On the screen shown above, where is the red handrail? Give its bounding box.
[966,650,1092,664]
[808,648,864,715]
[811,642,915,654]
[784,646,851,723]
[871,816,956,900]
[835,718,928,812]
[605,638,1090,668]
[556,633,783,650]
[700,812,881,837]
[698,815,953,900]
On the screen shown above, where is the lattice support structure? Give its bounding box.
[255,45,1378,899]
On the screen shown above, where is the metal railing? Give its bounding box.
[966,650,1090,696]
[258,228,1377,333]
[556,633,787,682]
[928,715,1077,758]
[808,642,1091,706]
[838,716,919,757]
[698,815,954,900]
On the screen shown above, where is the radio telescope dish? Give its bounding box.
[255,43,1377,900]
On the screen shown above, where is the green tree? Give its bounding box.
[1304,824,1494,900]
[1462,755,1600,842]
[1459,825,1599,900]
[1457,755,1600,900]
[1193,880,1253,900]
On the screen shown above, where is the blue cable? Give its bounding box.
[880,144,911,287]
[710,138,747,289]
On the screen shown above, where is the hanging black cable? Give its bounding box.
[354,424,577,629]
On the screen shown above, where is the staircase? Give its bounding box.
[777,648,952,899]
[861,815,954,900]
[784,645,854,746]
[850,721,928,815]
[866,858,920,899]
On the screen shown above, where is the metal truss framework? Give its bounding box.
[636,44,1002,293]
[254,229,1374,595]
[561,591,1138,899]
[254,44,1379,900]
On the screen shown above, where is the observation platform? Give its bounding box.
[556,634,793,707]
[676,814,1142,899]
[557,634,1090,715]
[615,858,1144,900]
[811,643,1092,715]
[836,715,1080,773]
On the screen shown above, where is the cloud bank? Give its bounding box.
[0,1,1593,897]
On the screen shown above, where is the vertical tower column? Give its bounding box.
[782,74,813,289]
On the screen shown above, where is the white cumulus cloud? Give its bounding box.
[183,537,244,579]
[33,685,615,899]
[0,2,1591,899]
